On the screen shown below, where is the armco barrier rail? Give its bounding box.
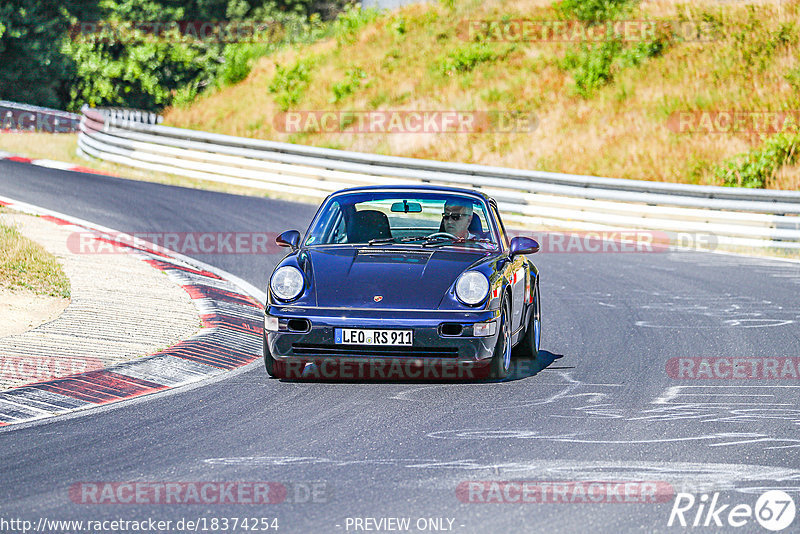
[1,100,81,133]
[78,106,800,250]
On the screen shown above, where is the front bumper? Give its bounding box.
[265,306,500,364]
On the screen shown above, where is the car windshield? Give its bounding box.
[304,191,498,250]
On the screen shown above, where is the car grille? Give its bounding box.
[290,343,459,358]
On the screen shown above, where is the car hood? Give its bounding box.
[307,247,488,309]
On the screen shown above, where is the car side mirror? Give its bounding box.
[276,230,301,251]
[509,236,539,257]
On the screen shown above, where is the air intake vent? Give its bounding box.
[439,323,463,336]
[287,319,311,332]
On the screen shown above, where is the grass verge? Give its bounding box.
[0,209,71,298]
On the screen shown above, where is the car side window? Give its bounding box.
[309,201,343,245]
[491,205,509,249]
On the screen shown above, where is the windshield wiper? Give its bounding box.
[367,235,494,247]
[422,237,494,248]
[367,235,430,246]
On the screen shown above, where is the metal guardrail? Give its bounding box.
[1,100,81,133]
[78,106,800,250]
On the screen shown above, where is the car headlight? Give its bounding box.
[455,271,489,305]
[270,266,304,301]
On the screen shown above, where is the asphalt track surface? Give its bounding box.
[2,159,800,533]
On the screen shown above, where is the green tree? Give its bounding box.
[1,0,339,111]
[0,1,99,107]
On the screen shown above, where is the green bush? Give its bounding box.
[330,67,367,103]
[714,132,800,188]
[732,12,797,72]
[437,42,510,77]
[617,34,668,68]
[0,0,336,112]
[786,66,800,95]
[268,57,315,111]
[219,45,255,87]
[214,11,327,92]
[0,1,101,108]
[332,3,381,45]
[560,39,622,97]
[391,16,406,36]
[560,28,669,97]
[556,0,633,23]
[64,24,212,110]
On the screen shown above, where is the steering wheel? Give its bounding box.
[425,232,458,239]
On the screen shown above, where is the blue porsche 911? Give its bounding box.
[263,185,541,380]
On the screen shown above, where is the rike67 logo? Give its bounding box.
[668,491,796,531]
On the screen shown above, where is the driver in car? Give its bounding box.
[442,199,477,239]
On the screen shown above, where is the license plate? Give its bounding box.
[335,328,413,345]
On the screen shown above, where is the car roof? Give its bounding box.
[329,184,495,204]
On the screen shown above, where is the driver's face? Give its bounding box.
[442,205,472,238]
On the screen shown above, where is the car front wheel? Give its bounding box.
[263,334,279,378]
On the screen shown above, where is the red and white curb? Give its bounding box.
[0,150,115,177]
[0,195,267,427]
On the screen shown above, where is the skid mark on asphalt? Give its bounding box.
[201,456,800,494]
[390,385,454,401]
[630,290,798,328]
[635,385,800,435]
[389,372,800,450]
[565,289,799,328]
[390,370,623,414]
[428,429,800,449]
[624,384,800,448]
[556,269,800,328]
[398,460,800,496]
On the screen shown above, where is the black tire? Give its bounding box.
[263,333,278,378]
[490,297,512,380]
[512,281,541,360]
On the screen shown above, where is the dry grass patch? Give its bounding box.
[0,211,70,298]
[0,133,80,163]
[0,1,788,193]
[160,0,800,190]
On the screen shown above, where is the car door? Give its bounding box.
[491,204,526,333]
